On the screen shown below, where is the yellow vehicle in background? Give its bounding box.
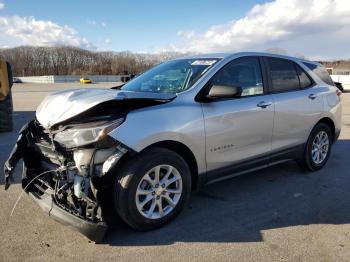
[80,77,92,84]
[0,59,13,132]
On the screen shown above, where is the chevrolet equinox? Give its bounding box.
[4,52,342,242]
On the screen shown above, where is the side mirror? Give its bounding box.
[206,84,242,100]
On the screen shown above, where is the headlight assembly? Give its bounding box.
[54,118,124,148]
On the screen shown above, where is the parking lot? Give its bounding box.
[0,83,349,262]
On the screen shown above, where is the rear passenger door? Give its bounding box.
[263,57,324,155]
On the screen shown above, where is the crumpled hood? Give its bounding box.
[36,88,176,129]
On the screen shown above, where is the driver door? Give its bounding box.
[201,56,275,180]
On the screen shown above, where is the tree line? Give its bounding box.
[0,46,185,77]
[1,46,348,77]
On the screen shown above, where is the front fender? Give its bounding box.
[108,98,206,174]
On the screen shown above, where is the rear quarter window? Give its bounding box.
[303,62,334,86]
[296,66,313,89]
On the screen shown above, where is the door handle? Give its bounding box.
[308,93,317,100]
[257,101,272,108]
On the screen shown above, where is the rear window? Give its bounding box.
[303,62,334,86]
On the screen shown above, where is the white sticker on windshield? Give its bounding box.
[191,60,217,66]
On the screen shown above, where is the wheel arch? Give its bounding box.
[143,140,200,191]
[316,117,335,142]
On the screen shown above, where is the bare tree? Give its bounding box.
[0,46,187,76]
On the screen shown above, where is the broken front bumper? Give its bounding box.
[28,185,107,242]
[21,159,108,243]
[3,120,118,243]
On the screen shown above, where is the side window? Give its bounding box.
[212,57,264,97]
[303,62,334,86]
[266,58,299,92]
[296,65,313,88]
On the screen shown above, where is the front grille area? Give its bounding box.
[30,121,70,166]
[34,141,63,165]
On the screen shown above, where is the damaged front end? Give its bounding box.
[4,118,129,242]
[4,108,137,242]
[3,88,175,242]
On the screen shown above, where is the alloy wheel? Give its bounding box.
[135,165,183,219]
[311,130,329,165]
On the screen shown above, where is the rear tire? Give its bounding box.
[113,147,191,230]
[298,123,332,171]
[0,91,13,132]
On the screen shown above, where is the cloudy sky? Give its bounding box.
[0,0,349,59]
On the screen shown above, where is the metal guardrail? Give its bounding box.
[16,75,132,84]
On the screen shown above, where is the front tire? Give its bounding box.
[299,123,332,171]
[114,148,191,230]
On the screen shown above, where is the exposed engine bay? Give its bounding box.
[3,89,175,242]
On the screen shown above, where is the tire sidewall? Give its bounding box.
[114,148,191,230]
[305,123,332,170]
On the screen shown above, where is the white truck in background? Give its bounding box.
[331,74,350,92]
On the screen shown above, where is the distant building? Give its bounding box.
[321,60,350,76]
[333,69,350,75]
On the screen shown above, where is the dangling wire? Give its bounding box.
[10,169,58,217]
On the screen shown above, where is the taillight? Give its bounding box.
[336,89,342,97]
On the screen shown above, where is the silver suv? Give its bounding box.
[4,52,342,242]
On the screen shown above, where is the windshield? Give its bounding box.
[121,58,220,93]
